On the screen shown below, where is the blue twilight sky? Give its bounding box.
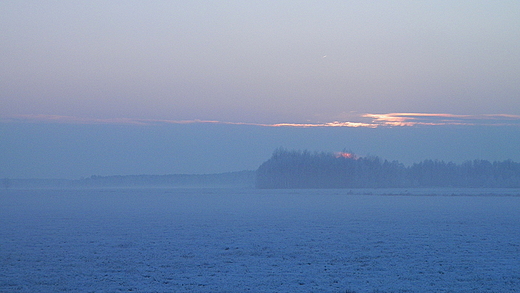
[1,1,520,179]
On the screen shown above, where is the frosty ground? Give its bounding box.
[1,188,520,292]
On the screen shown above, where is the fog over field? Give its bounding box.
[2,188,520,292]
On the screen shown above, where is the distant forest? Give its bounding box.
[256,149,520,189]
[5,151,520,190]
[4,171,255,189]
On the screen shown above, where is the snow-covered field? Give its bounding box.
[1,188,520,292]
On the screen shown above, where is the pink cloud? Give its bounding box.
[362,113,520,127]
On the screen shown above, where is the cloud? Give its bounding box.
[2,113,520,128]
[0,114,379,127]
[363,113,520,127]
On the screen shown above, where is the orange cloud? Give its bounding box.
[269,121,378,128]
[362,113,520,127]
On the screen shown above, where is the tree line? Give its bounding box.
[256,149,520,188]
[2,171,255,189]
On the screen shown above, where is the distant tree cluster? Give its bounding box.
[256,149,520,188]
[408,159,520,188]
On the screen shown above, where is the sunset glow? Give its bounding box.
[4,113,520,128]
[334,152,357,159]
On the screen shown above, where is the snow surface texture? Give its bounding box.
[1,188,520,292]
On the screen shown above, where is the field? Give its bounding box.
[1,188,520,292]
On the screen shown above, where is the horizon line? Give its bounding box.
[2,113,520,128]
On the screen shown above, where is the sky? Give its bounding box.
[1,1,520,179]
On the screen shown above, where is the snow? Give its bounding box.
[1,188,520,292]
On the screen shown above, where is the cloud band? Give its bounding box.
[3,113,520,128]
